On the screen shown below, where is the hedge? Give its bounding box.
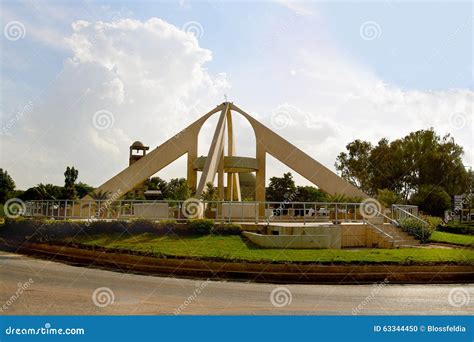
[0,217,242,243]
[399,218,434,243]
[212,223,242,235]
[437,222,474,235]
[188,219,214,235]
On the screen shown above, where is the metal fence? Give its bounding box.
[391,204,419,220]
[23,199,417,224]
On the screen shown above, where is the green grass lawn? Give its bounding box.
[67,233,474,264]
[430,231,474,247]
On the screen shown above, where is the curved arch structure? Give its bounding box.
[86,102,367,205]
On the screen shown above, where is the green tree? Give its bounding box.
[90,190,111,200]
[464,169,474,208]
[0,169,16,203]
[326,193,363,203]
[201,182,218,217]
[402,130,468,196]
[369,139,407,197]
[20,184,63,200]
[75,182,94,199]
[89,190,113,218]
[336,129,468,200]
[335,140,373,194]
[166,178,192,200]
[376,188,402,207]
[201,182,218,201]
[63,166,79,199]
[410,184,451,217]
[295,186,327,202]
[64,166,78,188]
[266,172,296,202]
[145,176,168,199]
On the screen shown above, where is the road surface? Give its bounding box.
[0,251,472,315]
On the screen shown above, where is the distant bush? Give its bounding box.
[212,223,241,235]
[188,219,214,235]
[437,221,474,235]
[399,217,434,243]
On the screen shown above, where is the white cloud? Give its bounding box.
[277,0,315,16]
[1,8,471,192]
[255,47,473,185]
[2,17,228,188]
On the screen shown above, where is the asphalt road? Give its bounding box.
[0,251,472,315]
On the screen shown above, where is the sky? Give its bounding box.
[0,0,473,190]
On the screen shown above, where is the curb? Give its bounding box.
[1,241,473,284]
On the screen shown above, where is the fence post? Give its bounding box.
[303,203,306,225]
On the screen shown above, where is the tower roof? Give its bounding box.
[131,141,144,148]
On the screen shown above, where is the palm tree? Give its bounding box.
[85,190,112,219]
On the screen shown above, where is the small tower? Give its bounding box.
[129,141,149,166]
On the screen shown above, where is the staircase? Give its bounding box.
[365,216,421,248]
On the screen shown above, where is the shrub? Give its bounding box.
[188,219,214,235]
[33,220,83,242]
[86,220,130,235]
[1,218,165,242]
[2,218,83,242]
[423,215,442,228]
[212,223,242,235]
[159,220,179,235]
[399,217,434,243]
[127,219,159,234]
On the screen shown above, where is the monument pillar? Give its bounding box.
[187,134,198,192]
[255,140,266,216]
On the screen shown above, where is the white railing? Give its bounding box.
[362,219,394,241]
[23,199,419,225]
[391,204,427,225]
